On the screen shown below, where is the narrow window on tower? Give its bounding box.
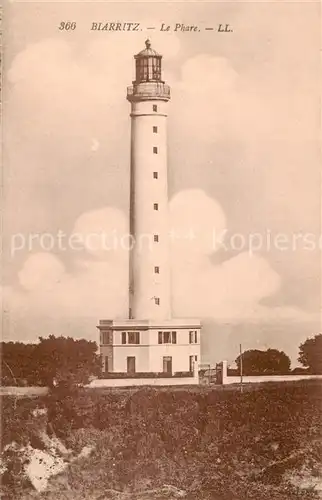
[121,332,127,344]
[154,203,159,211]
[153,172,158,179]
[154,266,159,274]
[153,126,158,133]
[153,147,158,154]
[155,297,160,305]
[154,234,159,242]
[153,104,157,112]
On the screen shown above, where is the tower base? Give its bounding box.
[97,318,201,376]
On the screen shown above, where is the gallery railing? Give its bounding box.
[127,82,170,101]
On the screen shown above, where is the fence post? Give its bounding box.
[239,344,243,393]
[222,360,228,385]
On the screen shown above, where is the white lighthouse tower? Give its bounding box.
[128,39,171,321]
[98,41,201,381]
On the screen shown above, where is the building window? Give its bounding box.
[154,234,159,242]
[101,331,112,345]
[189,355,195,372]
[153,172,158,179]
[128,331,140,345]
[164,331,171,343]
[153,203,159,211]
[104,356,110,372]
[158,331,176,344]
[154,266,159,274]
[153,126,158,133]
[155,297,160,305]
[153,104,157,112]
[121,331,140,344]
[153,146,158,154]
[189,330,198,344]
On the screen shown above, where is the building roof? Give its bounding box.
[135,39,161,58]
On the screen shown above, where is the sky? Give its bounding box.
[2,1,321,366]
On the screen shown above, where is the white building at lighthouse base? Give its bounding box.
[97,318,201,380]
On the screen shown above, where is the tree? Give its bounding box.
[1,336,101,388]
[235,348,291,375]
[32,335,101,388]
[1,342,37,385]
[298,334,322,374]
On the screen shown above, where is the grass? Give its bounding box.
[1,379,322,499]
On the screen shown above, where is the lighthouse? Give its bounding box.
[98,41,201,381]
[127,39,171,321]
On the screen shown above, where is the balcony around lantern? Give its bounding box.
[127,82,170,102]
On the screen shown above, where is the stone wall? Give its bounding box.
[221,360,322,385]
[88,373,199,388]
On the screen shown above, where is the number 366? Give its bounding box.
[59,21,76,30]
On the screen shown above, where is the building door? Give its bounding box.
[163,356,172,375]
[127,356,136,374]
[105,356,109,373]
[189,355,194,373]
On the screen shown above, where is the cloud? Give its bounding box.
[3,189,315,347]
[18,253,65,292]
[10,206,129,322]
[6,36,319,237]
[72,207,128,260]
[170,189,226,256]
[169,190,281,319]
[171,55,239,142]
[171,45,319,146]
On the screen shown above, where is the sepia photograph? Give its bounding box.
[1,1,322,499]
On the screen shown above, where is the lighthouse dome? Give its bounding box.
[135,39,161,58]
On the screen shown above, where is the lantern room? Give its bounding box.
[134,39,163,83]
